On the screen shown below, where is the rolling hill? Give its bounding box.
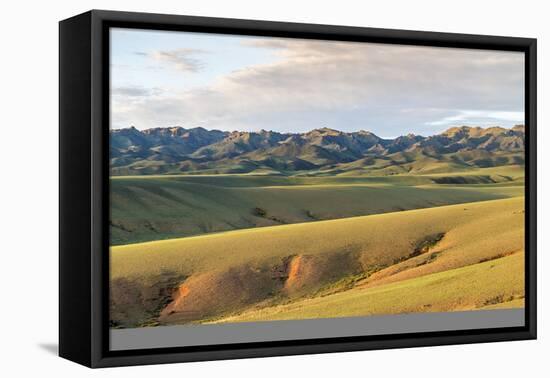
[109,124,526,329]
[110,197,524,327]
[110,166,523,245]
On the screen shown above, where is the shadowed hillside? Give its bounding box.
[110,168,523,245]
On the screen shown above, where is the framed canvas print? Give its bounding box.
[59,10,537,368]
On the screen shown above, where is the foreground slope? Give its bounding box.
[217,252,524,323]
[110,197,524,327]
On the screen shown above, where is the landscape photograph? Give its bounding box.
[109,28,526,329]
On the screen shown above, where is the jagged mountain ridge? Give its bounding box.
[110,125,525,176]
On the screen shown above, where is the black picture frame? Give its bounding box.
[59,9,537,368]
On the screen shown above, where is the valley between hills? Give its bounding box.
[109,125,525,328]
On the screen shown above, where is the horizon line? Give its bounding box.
[110,124,525,139]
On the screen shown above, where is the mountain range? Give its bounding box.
[110,125,525,176]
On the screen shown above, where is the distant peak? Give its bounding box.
[483,126,506,132]
[112,125,521,139]
[307,127,341,135]
[443,125,472,134]
[512,125,525,132]
[114,125,142,135]
[168,126,186,134]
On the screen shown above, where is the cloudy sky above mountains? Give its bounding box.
[110,28,525,138]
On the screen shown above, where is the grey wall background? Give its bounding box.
[111,310,524,350]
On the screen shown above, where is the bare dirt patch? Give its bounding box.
[158,266,276,324]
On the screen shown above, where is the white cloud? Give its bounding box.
[427,110,525,126]
[142,48,207,72]
[112,37,525,136]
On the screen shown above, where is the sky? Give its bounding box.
[110,28,525,138]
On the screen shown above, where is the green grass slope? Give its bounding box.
[111,171,522,245]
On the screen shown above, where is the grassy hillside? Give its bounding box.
[110,197,524,327]
[109,127,526,328]
[217,252,524,323]
[110,166,523,245]
[310,152,524,177]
